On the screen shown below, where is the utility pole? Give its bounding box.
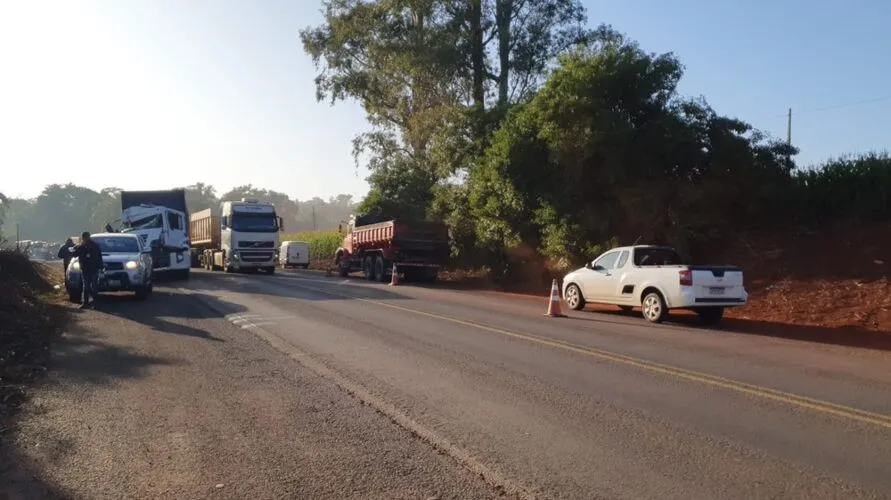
[312,206,317,231]
[786,108,792,145]
[15,223,20,251]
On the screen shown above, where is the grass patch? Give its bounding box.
[281,230,342,268]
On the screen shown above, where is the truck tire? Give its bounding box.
[374,258,388,283]
[641,290,668,324]
[363,256,375,281]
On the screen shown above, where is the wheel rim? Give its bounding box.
[566,285,579,308]
[643,294,662,321]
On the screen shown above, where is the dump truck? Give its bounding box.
[333,214,450,283]
[189,199,283,274]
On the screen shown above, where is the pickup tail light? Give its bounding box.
[679,269,693,287]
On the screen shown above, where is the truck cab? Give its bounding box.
[218,199,283,273]
[119,191,191,280]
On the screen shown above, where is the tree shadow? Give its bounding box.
[1,310,176,499]
[580,307,891,353]
[203,269,416,303]
[76,289,251,342]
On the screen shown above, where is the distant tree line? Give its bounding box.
[0,183,358,242]
[302,1,891,277]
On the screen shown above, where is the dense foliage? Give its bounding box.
[302,3,890,277]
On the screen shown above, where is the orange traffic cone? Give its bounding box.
[388,262,400,286]
[544,279,567,317]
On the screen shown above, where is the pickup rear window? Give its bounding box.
[633,247,683,266]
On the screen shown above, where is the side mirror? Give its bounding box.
[585,262,593,269]
[278,217,284,231]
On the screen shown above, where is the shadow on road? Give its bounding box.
[580,307,891,353]
[198,269,416,303]
[78,288,250,342]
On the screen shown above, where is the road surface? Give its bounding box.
[5,268,891,499]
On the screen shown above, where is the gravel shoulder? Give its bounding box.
[0,287,498,500]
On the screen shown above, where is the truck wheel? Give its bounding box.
[374,258,388,283]
[363,256,375,281]
[564,283,585,310]
[641,291,667,323]
[697,307,724,326]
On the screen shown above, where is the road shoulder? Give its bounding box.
[0,288,498,499]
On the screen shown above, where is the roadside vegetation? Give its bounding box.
[297,1,891,331]
[280,230,343,269]
[0,249,68,427]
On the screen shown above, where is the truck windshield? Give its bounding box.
[123,214,163,230]
[633,247,683,266]
[93,236,140,254]
[230,213,279,233]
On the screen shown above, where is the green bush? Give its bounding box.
[280,230,343,263]
[788,152,891,226]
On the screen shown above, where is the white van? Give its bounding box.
[279,241,310,269]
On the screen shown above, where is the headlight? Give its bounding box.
[71,261,80,270]
[125,260,140,269]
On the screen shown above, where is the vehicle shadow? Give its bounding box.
[584,306,891,353]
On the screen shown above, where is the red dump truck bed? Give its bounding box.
[189,209,220,249]
[348,220,449,251]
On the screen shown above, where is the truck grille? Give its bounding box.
[239,250,274,262]
[238,241,275,248]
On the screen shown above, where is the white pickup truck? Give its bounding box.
[561,245,747,325]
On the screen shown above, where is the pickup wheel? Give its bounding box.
[697,307,724,326]
[641,291,668,323]
[564,283,585,310]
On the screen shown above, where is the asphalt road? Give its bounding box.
[6,268,891,499]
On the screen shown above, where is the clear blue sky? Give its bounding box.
[1,0,888,201]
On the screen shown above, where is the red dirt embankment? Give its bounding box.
[716,223,890,331]
[438,222,891,349]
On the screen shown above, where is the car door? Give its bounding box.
[579,250,621,302]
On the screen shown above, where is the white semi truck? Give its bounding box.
[118,189,191,280]
[190,198,283,274]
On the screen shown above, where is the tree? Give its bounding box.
[468,26,796,272]
[300,0,591,219]
[0,192,7,241]
[220,185,301,228]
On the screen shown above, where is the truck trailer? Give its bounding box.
[190,199,283,274]
[333,214,450,283]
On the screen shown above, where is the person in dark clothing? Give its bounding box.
[72,232,104,309]
[58,238,75,286]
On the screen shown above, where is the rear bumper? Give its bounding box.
[671,289,748,308]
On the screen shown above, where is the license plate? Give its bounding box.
[107,280,121,287]
[708,287,725,295]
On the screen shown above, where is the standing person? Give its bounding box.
[57,238,74,287]
[72,232,103,309]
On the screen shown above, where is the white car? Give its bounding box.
[561,245,747,325]
[66,233,154,302]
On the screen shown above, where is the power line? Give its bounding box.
[763,94,891,121]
